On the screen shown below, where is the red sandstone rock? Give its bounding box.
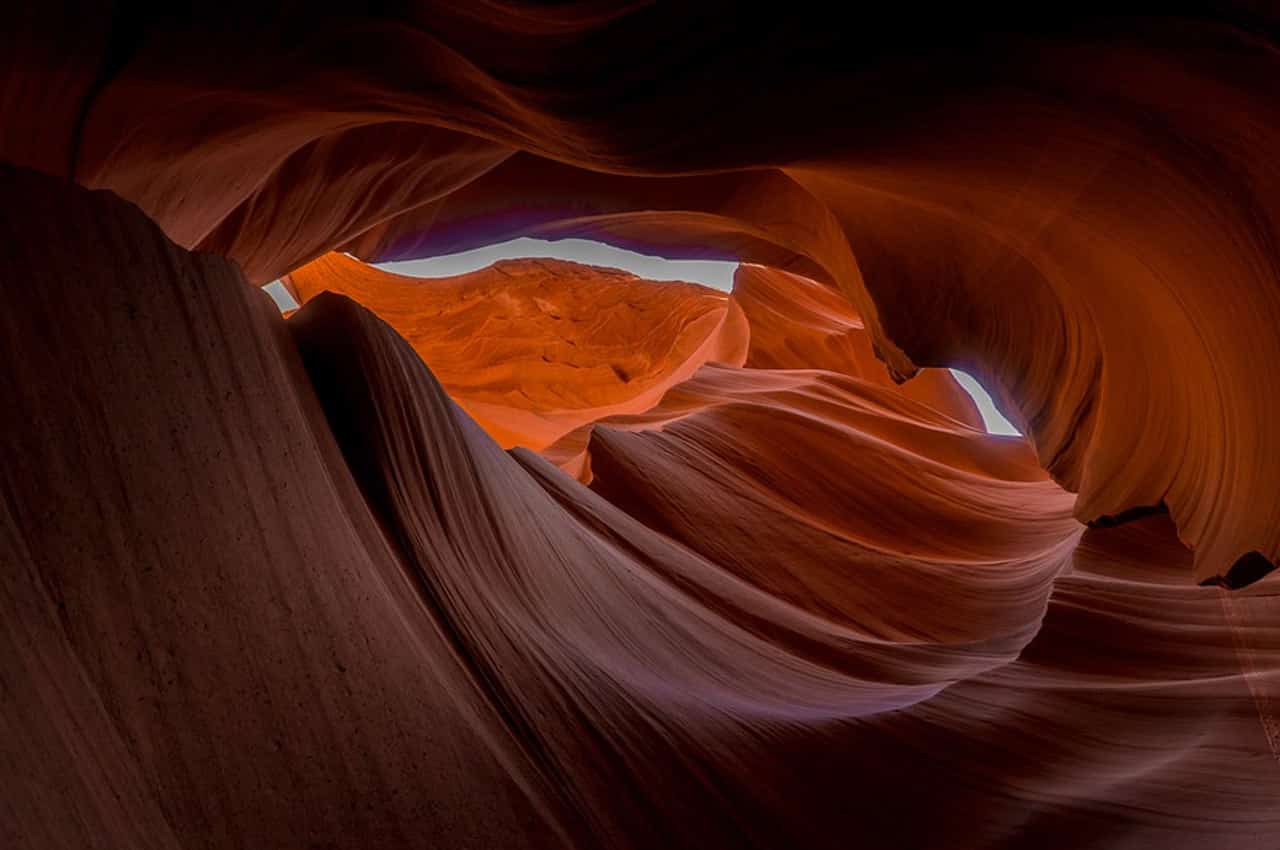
[4,8,1280,848]
[9,11,1272,581]
[732,263,984,428]
[5,164,1280,849]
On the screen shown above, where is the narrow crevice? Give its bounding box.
[1086,502,1168,529]
[1201,551,1277,590]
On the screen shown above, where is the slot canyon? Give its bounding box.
[2,6,1279,848]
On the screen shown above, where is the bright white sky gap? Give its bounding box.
[377,237,738,291]
[948,370,1021,436]
[263,238,1020,436]
[263,280,298,311]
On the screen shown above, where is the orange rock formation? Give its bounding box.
[285,251,747,450]
[3,7,1280,849]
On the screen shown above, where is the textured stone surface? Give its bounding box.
[4,7,1280,847]
[286,251,747,450]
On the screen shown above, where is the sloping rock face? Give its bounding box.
[4,7,1280,849]
[0,167,563,850]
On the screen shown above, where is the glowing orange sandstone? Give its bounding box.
[286,251,747,450]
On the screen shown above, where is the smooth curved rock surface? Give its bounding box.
[732,263,983,428]
[5,7,1280,848]
[0,166,563,850]
[5,164,1280,849]
[3,8,1265,581]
